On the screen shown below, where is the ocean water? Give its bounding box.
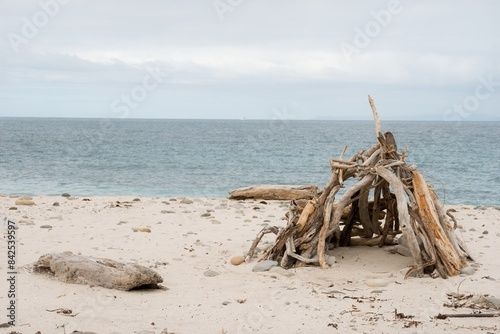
[0,118,498,205]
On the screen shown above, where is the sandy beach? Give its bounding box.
[1,195,499,334]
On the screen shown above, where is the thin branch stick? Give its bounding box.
[245,226,280,262]
[368,95,382,138]
[318,194,335,268]
[436,313,499,319]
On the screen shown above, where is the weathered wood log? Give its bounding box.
[229,184,319,200]
[296,198,318,234]
[412,172,465,276]
[31,253,163,290]
[376,166,423,277]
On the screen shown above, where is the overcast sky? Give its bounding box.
[1,0,499,120]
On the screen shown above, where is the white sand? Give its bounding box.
[1,195,499,334]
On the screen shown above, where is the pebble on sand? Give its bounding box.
[180,198,193,204]
[460,266,476,276]
[19,219,35,226]
[40,225,53,229]
[252,260,278,272]
[230,256,245,266]
[132,227,151,233]
[15,199,35,206]
[61,193,71,197]
[365,278,390,287]
[203,269,220,277]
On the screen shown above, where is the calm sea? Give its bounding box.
[0,118,498,205]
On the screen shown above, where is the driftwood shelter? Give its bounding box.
[244,96,472,278]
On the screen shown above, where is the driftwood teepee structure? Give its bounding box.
[246,96,471,278]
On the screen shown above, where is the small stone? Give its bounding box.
[133,198,141,202]
[15,199,35,206]
[9,207,17,210]
[180,198,193,204]
[211,220,221,225]
[40,225,53,229]
[325,255,336,266]
[201,213,211,217]
[61,193,71,197]
[117,221,128,225]
[19,219,35,226]
[482,230,489,235]
[230,256,245,265]
[365,278,390,287]
[53,202,60,206]
[132,227,151,233]
[252,260,278,272]
[19,195,32,200]
[222,301,230,305]
[460,267,475,275]
[469,228,476,232]
[203,269,220,277]
[169,198,177,201]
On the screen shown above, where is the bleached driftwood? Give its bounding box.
[245,96,470,278]
[229,184,319,200]
[31,253,163,290]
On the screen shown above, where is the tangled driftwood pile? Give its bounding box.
[246,96,472,278]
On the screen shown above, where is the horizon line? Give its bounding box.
[1,116,499,122]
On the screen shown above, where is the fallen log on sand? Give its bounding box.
[245,96,472,278]
[229,184,319,200]
[29,252,163,290]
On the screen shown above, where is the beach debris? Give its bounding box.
[15,198,35,205]
[62,193,71,197]
[30,252,163,290]
[436,313,500,319]
[108,200,133,208]
[229,185,319,201]
[132,227,151,233]
[46,308,78,317]
[244,96,472,278]
[53,201,60,206]
[180,198,193,204]
[445,292,500,310]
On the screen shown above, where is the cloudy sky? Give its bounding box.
[1,0,499,120]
